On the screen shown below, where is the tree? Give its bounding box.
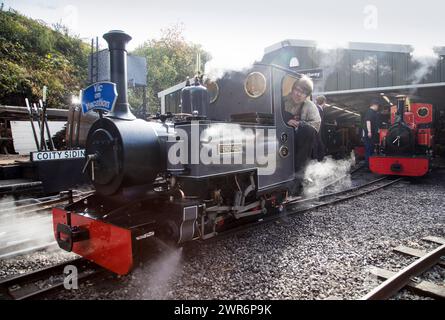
[131,24,211,114]
[0,8,89,108]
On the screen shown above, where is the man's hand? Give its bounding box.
[368,132,372,139]
[288,119,300,128]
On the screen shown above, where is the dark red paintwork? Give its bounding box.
[417,128,433,147]
[52,208,133,275]
[369,156,429,177]
[411,103,433,124]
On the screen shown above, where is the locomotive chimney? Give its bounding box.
[395,95,406,124]
[103,30,136,120]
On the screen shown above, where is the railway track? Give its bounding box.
[0,166,365,260]
[317,163,365,191]
[0,168,368,260]
[285,175,402,219]
[0,190,94,217]
[0,190,94,259]
[285,176,401,211]
[362,236,445,300]
[208,175,404,242]
[0,174,403,300]
[0,258,103,300]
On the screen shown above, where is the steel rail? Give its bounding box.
[0,192,94,260]
[0,190,94,215]
[303,164,365,195]
[0,258,102,300]
[286,177,403,213]
[0,189,90,207]
[0,194,59,208]
[0,176,401,299]
[205,177,403,243]
[361,243,445,300]
[285,176,390,206]
[0,241,58,260]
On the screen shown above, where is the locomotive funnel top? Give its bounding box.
[103,30,132,50]
[103,30,136,120]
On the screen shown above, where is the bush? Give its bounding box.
[0,9,89,108]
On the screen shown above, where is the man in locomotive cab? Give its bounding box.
[363,99,381,167]
[283,76,322,173]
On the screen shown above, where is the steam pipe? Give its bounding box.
[103,30,136,120]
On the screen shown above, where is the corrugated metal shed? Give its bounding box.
[261,40,445,92]
[260,40,445,117]
[159,41,445,116]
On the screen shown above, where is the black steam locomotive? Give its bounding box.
[53,31,318,274]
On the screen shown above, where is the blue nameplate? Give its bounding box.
[81,82,118,114]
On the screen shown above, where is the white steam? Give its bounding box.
[352,55,377,75]
[203,42,263,82]
[410,48,439,85]
[131,244,183,300]
[302,156,355,197]
[313,42,347,93]
[0,196,54,258]
[204,61,254,82]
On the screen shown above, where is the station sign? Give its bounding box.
[81,82,118,114]
[31,149,86,162]
[299,68,324,81]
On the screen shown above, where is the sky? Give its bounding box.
[4,0,445,71]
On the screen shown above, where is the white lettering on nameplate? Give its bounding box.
[31,150,86,162]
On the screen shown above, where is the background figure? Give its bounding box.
[363,99,381,166]
[314,95,327,161]
[283,76,321,174]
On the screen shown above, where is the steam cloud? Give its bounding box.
[410,49,440,85]
[352,56,377,75]
[130,242,184,300]
[204,41,263,82]
[313,43,346,93]
[204,62,254,83]
[302,155,355,197]
[0,196,54,258]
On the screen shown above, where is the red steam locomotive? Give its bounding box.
[370,96,434,177]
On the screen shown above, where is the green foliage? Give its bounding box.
[132,24,211,113]
[0,8,89,108]
[0,8,211,113]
